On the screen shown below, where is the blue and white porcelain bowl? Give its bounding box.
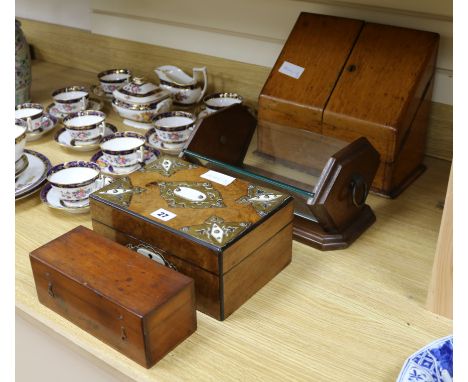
[47,161,101,205]
[397,335,453,382]
[100,132,146,168]
[63,110,107,143]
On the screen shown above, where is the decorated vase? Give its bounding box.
[15,19,32,105]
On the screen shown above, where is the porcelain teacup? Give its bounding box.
[202,92,243,114]
[98,69,132,94]
[15,119,27,163]
[152,111,196,149]
[100,132,146,168]
[15,103,46,132]
[63,110,107,144]
[52,86,89,114]
[47,161,102,206]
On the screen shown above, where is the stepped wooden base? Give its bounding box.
[293,205,376,250]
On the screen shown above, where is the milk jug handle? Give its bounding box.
[193,67,208,103]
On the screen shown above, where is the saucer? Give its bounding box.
[15,149,51,200]
[15,154,29,179]
[90,146,159,176]
[90,84,113,99]
[145,128,186,156]
[46,98,104,121]
[40,176,113,214]
[26,114,58,142]
[54,123,118,152]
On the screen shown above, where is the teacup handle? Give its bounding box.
[138,145,145,163]
[155,98,172,114]
[193,67,208,103]
[99,121,106,137]
[95,175,111,190]
[26,117,33,132]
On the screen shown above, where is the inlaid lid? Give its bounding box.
[90,157,293,252]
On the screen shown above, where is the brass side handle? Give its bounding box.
[350,174,368,208]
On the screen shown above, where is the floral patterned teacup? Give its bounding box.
[47,161,102,206]
[202,92,243,114]
[63,110,107,143]
[52,86,89,114]
[100,132,146,168]
[98,69,132,94]
[153,111,196,150]
[15,103,47,132]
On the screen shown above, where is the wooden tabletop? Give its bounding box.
[16,61,452,381]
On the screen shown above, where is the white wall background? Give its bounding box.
[15,0,452,101]
[16,0,91,30]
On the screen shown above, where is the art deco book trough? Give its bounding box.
[182,104,380,251]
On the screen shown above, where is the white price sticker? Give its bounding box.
[278,61,305,79]
[200,170,236,186]
[150,208,177,222]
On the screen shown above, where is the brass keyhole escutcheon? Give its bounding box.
[120,326,128,341]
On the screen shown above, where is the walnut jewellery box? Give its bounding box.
[89,155,294,320]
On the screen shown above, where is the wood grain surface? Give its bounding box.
[18,18,452,161]
[16,61,452,381]
[90,158,294,320]
[426,166,452,318]
[30,226,196,368]
[258,13,363,130]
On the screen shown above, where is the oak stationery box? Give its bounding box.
[258,12,439,197]
[29,226,196,368]
[90,156,294,320]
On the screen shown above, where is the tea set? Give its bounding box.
[15,63,244,213]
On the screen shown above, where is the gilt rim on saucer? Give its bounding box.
[54,122,117,151]
[90,145,159,176]
[15,149,51,200]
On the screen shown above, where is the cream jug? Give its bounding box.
[154,65,207,105]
